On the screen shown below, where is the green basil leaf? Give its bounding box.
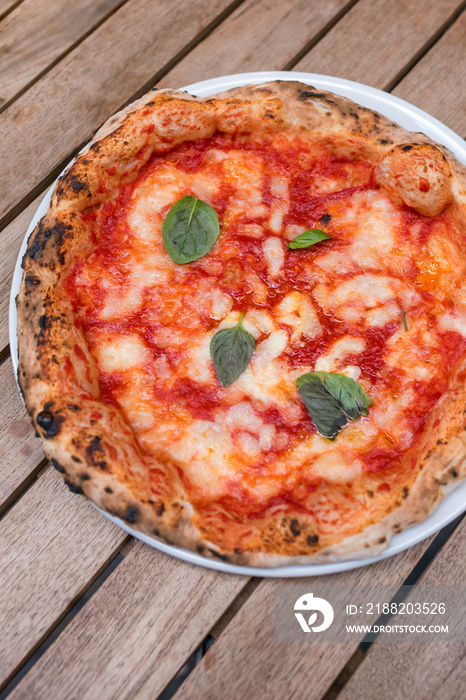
[287,229,332,250]
[297,374,348,440]
[162,195,220,263]
[210,312,256,387]
[296,371,372,439]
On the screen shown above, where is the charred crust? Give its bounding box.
[208,548,229,562]
[36,410,63,437]
[367,490,374,498]
[25,220,72,266]
[378,537,387,544]
[71,455,81,462]
[450,468,458,478]
[123,505,139,524]
[299,90,326,99]
[104,486,113,494]
[80,473,91,480]
[307,534,319,545]
[196,544,204,553]
[402,486,409,499]
[319,212,331,225]
[64,479,83,494]
[51,458,66,473]
[38,315,50,330]
[25,274,41,286]
[85,436,105,465]
[289,519,301,537]
[402,144,413,152]
[155,502,165,517]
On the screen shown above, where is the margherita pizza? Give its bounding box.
[17,81,466,566]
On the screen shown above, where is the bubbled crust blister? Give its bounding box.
[16,80,466,567]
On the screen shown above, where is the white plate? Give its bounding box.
[9,71,466,577]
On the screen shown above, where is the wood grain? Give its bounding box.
[294,0,464,89]
[172,539,435,700]
[0,0,126,108]
[158,0,351,89]
[393,10,466,136]
[0,467,126,689]
[338,518,466,700]
[9,541,248,700]
[0,0,21,21]
[0,358,44,512]
[0,0,240,225]
[0,191,44,352]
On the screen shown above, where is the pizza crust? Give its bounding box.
[17,81,466,567]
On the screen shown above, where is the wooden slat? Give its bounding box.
[337,518,466,700]
[0,358,44,512]
[393,10,466,136]
[0,467,126,690]
[9,542,248,700]
[0,191,43,351]
[0,0,21,19]
[294,0,464,90]
[0,0,126,109]
[158,0,352,89]
[172,539,435,700]
[0,0,241,225]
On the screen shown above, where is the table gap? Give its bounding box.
[0,0,24,23]
[282,0,360,71]
[383,1,466,92]
[0,0,247,235]
[0,0,132,118]
[0,537,131,698]
[319,513,465,700]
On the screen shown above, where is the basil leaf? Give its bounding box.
[296,372,372,440]
[162,195,220,263]
[297,375,348,440]
[210,312,255,387]
[287,229,332,250]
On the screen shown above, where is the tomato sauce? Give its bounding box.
[65,131,466,513]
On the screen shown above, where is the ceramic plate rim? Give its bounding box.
[9,71,466,577]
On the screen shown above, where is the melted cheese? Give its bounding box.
[68,132,466,510]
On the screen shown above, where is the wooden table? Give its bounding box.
[1,1,465,698]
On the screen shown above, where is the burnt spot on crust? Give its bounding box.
[25,274,41,287]
[378,537,387,544]
[196,544,204,554]
[85,436,107,468]
[450,468,458,478]
[350,112,359,120]
[402,486,409,499]
[299,90,326,99]
[38,315,51,331]
[80,473,91,481]
[289,519,301,537]
[320,212,332,225]
[51,458,66,473]
[104,486,113,494]
[25,220,73,266]
[208,548,229,562]
[367,490,374,498]
[123,505,139,524]
[36,410,63,438]
[307,534,319,545]
[155,502,165,517]
[64,479,83,495]
[402,144,413,152]
[71,455,81,463]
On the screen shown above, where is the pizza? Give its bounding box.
[17,80,466,566]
